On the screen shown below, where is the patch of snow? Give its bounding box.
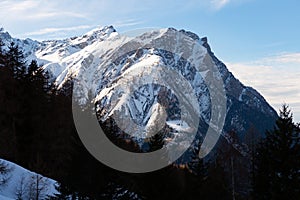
[239,88,247,101]
[166,120,190,131]
[0,194,13,200]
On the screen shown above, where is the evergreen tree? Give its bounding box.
[0,42,23,161]
[5,42,26,79]
[27,60,50,92]
[27,59,39,82]
[253,105,300,200]
[0,37,5,67]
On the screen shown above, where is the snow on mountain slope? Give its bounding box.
[0,26,117,77]
[0,159,57,200]
[0,26,278,155]
[0,194,13,200]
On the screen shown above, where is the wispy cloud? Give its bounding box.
[0,0,89,22]
[226,53,300,121]
[20,19,144,38]
[0,0,147,39]
[114,19,144,28]
[210,0,231,10]
[261,53,300,65]
[5,0,38,11]
[24,11,89,20]
[207,0,252,11]
[21,25,93,37]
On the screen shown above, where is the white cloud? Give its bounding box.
[226,53,300,122]
[114,19,144,28]
[0,0,89,23]
[0,0,148,40]
[0,0,86,20]
[24,11,89,20]
[207,0,252,11]
[210,0,230,10]
[0,0,37,9]
[261,53,300,65]
[21,25,93,37]
[5,0,38,11]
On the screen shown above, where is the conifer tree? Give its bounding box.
[253,105,300,200]
[6,42,26,79]
[0,37,5,67]
[27,60,38,80]
[0,41,24,161]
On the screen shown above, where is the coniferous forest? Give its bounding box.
[0,38,299,200]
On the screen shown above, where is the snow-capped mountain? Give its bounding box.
[0,26,278,153]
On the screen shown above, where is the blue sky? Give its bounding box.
[0,0,299,121]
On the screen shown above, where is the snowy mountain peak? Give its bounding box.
[0,30,12,42]
[84,25,116,38]
[0,26,278,146]
[68,25,117,47]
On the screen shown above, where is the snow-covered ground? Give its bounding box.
[0,159,57,200]
[0,194,13,200]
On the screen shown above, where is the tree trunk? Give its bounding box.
[231,157,235,200]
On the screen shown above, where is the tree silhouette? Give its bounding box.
[5,42,26,79]
[253,105,300,200]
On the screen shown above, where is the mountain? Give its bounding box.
[0,26,278,157]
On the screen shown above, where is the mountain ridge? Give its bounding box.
[0,25,278,149]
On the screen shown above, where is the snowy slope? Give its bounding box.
[0,26,117,77]
[0,159,57,200]
[0,194,13,200]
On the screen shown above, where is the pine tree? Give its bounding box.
[5,42,26,79]
[0,41,24,161]
[253,105,300,200]
[27,60,50,92]
[0,37,5,67]
[27,60,38,79]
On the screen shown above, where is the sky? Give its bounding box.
[0,0,299,122]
